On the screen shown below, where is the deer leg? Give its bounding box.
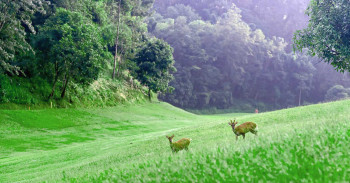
[236,135,238,141]
[242,134,245,139]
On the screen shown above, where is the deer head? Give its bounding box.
[228,119,238,129]
[166,134,175,143]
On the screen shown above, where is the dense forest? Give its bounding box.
[0,0,175,108]
[1,0,350,111]
[151,0,350,111]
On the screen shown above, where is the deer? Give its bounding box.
[166,134,191,152]
[228,119,258,140]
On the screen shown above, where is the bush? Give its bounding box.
[325,85,350,101]
[0,74,149,108]
[0,74,51,104]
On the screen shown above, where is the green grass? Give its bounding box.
[0,101,349,182]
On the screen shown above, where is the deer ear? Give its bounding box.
[171,134,174,138]
[166,136,169,138]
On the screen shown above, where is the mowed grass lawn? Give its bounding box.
[0,101,350,182]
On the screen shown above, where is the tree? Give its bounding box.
[36,8,111,99]
[107,0,154,79]
[325,85,350,101]
[0,0,47,75]
[133,39,176,101]
[294,0,350,72]
[111,0,122,79]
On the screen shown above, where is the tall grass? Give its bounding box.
[0,74,149,109]
[0,75,51,105]
[91,122,349,182]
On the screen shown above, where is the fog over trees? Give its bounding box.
[151,0,350,111]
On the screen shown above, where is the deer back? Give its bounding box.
[171,138,191,150]
[235,122,257,134]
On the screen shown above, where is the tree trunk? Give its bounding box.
[61,73,70,99]
[48,74,59,99]
[148,88,151,102]
[112,0,121,79]
[48,63,59,99]
[117,56,121,77]
[254,91,259,108]
[298,88,302,106]
[117,52,123,77]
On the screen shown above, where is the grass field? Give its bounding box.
[0,101,349,182]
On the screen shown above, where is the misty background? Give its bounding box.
[150,0,350,112]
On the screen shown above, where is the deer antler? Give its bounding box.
[228,120,234,125]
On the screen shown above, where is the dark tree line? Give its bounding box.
[151,0,350,111]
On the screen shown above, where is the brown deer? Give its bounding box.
[166,134,191,152]
[228,119,258,140]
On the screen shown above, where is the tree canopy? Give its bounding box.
[294,0,350,72]
[133,39,176,101]
[0,0,47,75]
[1,0,350,111]
[151,0,350,111]
[36,8,111,98]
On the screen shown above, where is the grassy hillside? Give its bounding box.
[0,101,350,182]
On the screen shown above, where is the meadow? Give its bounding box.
[0,100,349,182]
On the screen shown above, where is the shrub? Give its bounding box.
[325,85,350,101]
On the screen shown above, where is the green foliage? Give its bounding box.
[66,78,149,107]
[35,8,113,98]
[325,85,350,101]
[153,0,309,44]
[0,0,47,75]
[0,74,149,108]
[294,0,350,72]
[0,0,157,106]
[133,39,176,100]
[151,4,332,110]
[0,74,51,104]
[164,4,201,22]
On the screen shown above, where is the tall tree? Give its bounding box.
[112,0,122,79]
[108,0,154,79]
[133,39,176,101]
[0,0,47,75]
[294,0,350,72]
[36,8,111,99]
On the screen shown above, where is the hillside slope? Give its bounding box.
[1,101,350,182]
[0,102,244,182]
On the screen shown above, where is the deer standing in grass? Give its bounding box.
[166,135,191,152]
[228,119,258,140]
